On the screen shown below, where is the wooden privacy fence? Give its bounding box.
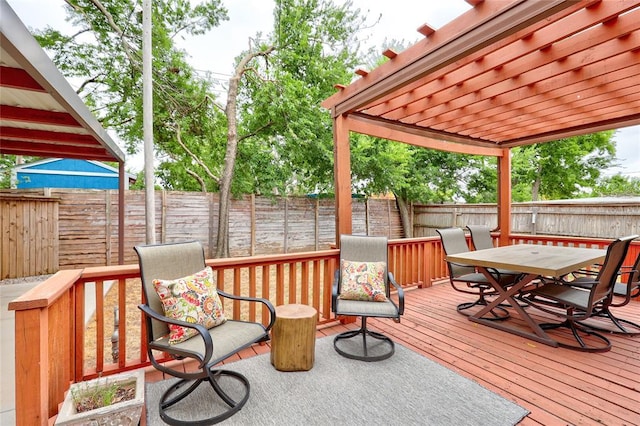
[0,189,402,279]
[4,188,639,279]
[413,199,640,239]
[0,192,59,278]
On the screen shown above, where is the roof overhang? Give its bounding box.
[0,0,124,162]
[322,0,640,151]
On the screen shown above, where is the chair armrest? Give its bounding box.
[449,261,473,268]
[138,303,214,368]
[388,272,405,315]
[549,275,598,290]
[217,290,277,332]
[563,265,601,281]
[331,269,340,312]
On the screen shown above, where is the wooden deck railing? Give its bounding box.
[8,234,639,424]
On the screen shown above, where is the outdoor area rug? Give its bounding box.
[146,336,529,425]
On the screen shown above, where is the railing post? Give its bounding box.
[111,307,119,363]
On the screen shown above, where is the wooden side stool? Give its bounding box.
[270,304,317,371]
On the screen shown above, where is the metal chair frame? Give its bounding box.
[565,250,640,335]
[331,235,404,362]
[520,235,637,352]
[437,228,518,320]
[135,241,276,425]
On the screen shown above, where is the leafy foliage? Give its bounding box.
[592,174,640,197]
[21,1,627,222]
[511,132,616,201]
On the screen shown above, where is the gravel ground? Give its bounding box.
[0,275,53,286]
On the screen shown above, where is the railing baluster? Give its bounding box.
[17,236,638,425]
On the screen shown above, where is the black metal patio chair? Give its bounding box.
[135,240,275,425]
[466,225,524,278]
[519,235,637,352]
[563,245,640,335]
[437,227,518,320]
[331,234,404,362]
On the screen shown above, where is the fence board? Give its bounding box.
[4,188,637,278]
[0,193,58,278]
[413,200,640,239]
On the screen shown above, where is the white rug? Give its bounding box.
[146,336,528,425]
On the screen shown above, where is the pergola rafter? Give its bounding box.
[322,0,640,245]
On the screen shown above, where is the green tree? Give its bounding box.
[592,174,640,197]
[236,0,367,195]
[33,0,229,170]
[511,132,616,201]
[0,156,16,189]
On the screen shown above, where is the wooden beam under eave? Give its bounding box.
[0,105,81,127]
[346,113,504,157]
[497,148,511,246]
[334,115,352,245]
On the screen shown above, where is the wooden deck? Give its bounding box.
[146,282,640,425]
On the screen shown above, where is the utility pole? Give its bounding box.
[143,0,155,243]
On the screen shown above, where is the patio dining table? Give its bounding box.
[445,244,606,347]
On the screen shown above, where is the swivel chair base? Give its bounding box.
[540,320,611,353]
[333,317,395,362]
[159,369,250,425]
[577,308,640,336]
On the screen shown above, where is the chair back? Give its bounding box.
[339,234,389,294]
[590,235,637,304]
[466,225,495,250]
[628,251,640,288]
[436,228,475,278]
[134,240,207,341]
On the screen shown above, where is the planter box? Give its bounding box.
[55,370,144,426]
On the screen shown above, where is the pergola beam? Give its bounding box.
[329,0,578,116]
[346,114,504,156]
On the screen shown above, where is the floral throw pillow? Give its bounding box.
[153,266,226,344]
[338,259,387,302]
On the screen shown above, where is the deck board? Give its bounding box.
[146,282,640,425]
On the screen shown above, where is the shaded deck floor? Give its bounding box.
[147,282,640,425]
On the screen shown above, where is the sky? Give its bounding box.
[7,0,640,177]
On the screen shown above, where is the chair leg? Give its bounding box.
[540,320,611,353]
[333,317,395,362]
[577,307,640,336]
[158,369,250,425]
[457,291,510,321]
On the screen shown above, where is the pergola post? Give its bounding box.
[497,148,512,246]
[118,161,125,264]
[334,114,352,246]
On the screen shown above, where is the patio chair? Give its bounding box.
[135,240,276,425]
[331,234,404,361]
[466,225,524,278]
[519,235,637,352]
[437,227,518,320]
[564,246,640,335]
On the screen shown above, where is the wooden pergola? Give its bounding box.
[322,0,640,245]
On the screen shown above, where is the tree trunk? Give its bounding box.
[394,193,412,238]
[215,47,273,258]
[215,69,241,258]
[531,163,543,201]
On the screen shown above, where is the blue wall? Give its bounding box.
[15,159,122,189]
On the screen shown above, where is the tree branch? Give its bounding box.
[173,122,220,186]
[185,169,207,192]
[238,121,274,143]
